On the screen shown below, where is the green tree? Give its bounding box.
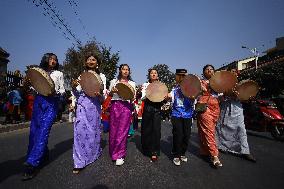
[63,39,119,89]
[100,45,119,87]
[147,64,175,91]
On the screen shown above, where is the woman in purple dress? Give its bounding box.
[72,53,106,174]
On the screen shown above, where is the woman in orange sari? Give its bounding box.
[197,64,222,168]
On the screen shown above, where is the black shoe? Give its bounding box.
[22,165,39,181]
[242,154,256,163]
[218,149,228,154]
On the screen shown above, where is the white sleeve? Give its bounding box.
[141,83,148,100]
[75,75,82,92]
[50,71,65,95]
[99,73,107,99]
[170,89,175,103]
[100,73,107,91]
[109,79,114,91]
[131,81,136,97]
[58,71,65,95]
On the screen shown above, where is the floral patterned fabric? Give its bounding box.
[73,91,102,169]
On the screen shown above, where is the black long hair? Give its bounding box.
[202,64,215,79]
[117,64,132,81]
[202,64,215,73]
[39,53,59,71]
[147,68,159,83]
[84,52,101,74]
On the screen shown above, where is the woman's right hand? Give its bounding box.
[23,77,31,87]
[201,85,208,92]
[71,79,80,88]
[109,86,118,96]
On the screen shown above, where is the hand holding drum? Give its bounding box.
[71,79,80,88]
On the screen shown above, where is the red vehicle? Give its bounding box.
[243,99,284,141]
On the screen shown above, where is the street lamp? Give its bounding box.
[242,46,259,69]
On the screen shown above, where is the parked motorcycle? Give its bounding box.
[243,99,284,141]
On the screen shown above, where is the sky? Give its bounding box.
[1,0,284,84]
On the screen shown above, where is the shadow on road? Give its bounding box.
[160,136,173,160]
[247,131,275,141]
[130,133,142,154]
[0,156,26,183]
[100,138,108,151]
[0,138,73,182]
[160,132,212,164]
[92,184,109,189]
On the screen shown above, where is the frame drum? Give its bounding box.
[236,80,259,101]
[26,67,55,96]
[209,71,237,93]
[80,70,103,97]
[146,81,168,102]
[116,82,135,100]
[180,74,201,98]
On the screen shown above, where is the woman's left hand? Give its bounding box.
[94,92,101,97]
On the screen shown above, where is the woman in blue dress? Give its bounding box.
[23,53,65,180]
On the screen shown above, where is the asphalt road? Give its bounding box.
[0,121,284,189]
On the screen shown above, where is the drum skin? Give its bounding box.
[26,67,55,96]
[236,80,259,101]
[80,70,103,97]
[180,74,201,98]
[116,82,135,100]
[146,81,168,102]
[209,71,237,93]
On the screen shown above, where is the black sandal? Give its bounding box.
[22,165,39,181]
[242,154,256,162]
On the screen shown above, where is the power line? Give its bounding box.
[67,0,90,38]
[27,0,82,46]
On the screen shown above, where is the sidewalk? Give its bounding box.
[0,121,30,133]
[0,114,69,133]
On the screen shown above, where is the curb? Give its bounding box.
[0,122,30,133]
[0,119,70,134]
[0,114,70,134]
